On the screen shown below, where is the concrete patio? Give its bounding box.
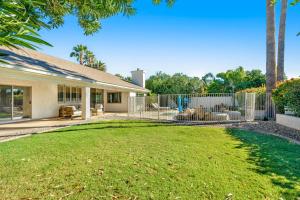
[0,113,128,142]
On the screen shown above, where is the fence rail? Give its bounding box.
[128,93,262,123]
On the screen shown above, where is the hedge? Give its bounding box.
[238,86,266,95]
[272,79,300,116]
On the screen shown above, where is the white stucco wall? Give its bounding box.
[1,68,145,119]
[0,76,59,119]
[276,114,300,130]
[104,91,136,112]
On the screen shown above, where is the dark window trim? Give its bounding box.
[107,92,122,104]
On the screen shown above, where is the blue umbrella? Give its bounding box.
[177,96,183,112]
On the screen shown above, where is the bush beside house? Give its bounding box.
[272,79,300,117]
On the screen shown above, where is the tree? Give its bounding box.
[202,73,215,86]
[70,45,87,65]
[205,67,266,93]
[277,0,288,82]
[146,72,205,94]
[70,45,107,71]
[37,0,175,35]
[94,60,107,72]
[0,0,52,63]
[146,72,171,94]
[266,0,277,118]
[1,0,175,57]
[84,50,96,66]
[244,69,266,88]
[216,66,246,92]
[115,74,132,83]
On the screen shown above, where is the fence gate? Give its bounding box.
[245,93,256,121]
[128,93,257,123]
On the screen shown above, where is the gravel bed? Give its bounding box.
[230,121,300,144]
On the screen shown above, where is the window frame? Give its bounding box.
[71,87,77,102]
[65,86,71,102]
[58,85,65,103]
[57,85,82,104]
[107,92,122,104]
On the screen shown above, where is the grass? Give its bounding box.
[0,120,299,199]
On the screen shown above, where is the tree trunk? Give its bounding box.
[277,0,287,82]
[266,0,277,119]
[80,52,84,65]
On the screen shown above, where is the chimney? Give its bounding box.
[131,68,145,88]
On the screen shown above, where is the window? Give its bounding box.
[65,86,71,102]
[77,88,82,102]
[96,90,103,104]
[72,87,77,102]
[58,85,64,102]
[57,85,81,103]
[108,92,122,103]
[91,89,103,107]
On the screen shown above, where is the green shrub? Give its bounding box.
[238,86,266,95]
[272,79,300,116]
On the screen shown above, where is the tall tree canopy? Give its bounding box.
[70,44,88,65]
[0,0,175,51]
[70,44,107,71]
[115,74,132,83]
[146,72,205,94]
[206,67,266,93]
[0,1,52,51]
[146,67,266,94]
[39,0,175,35]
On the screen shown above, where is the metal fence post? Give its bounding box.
[158,94,160,120]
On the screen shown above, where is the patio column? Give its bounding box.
[82,87,91,120]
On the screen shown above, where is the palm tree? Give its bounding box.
[94,60,107,72]
[266,0,277,118]
[0,1,52,64]
[70,45,87,65]
[84,50,95,66]
[202,73,215,86]
[277,0,288,82]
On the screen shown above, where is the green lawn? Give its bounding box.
[0,121,299,199]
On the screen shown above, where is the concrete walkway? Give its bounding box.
[0,113,128,142]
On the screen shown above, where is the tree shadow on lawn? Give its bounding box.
[226,128,300,198]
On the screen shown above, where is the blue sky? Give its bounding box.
[39,0,300,78]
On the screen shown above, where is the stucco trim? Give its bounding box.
[276,114,300,130]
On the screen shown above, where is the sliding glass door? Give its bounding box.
[91,88,104,108]
[0,85,31,121]
[0,86,12,120]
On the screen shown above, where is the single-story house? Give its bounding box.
[0,46,149,122]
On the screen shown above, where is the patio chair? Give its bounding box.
[91,104,104,116]
[151,103,170,110]
[59,106,82,119]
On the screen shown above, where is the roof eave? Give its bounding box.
[0,64,149,93]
